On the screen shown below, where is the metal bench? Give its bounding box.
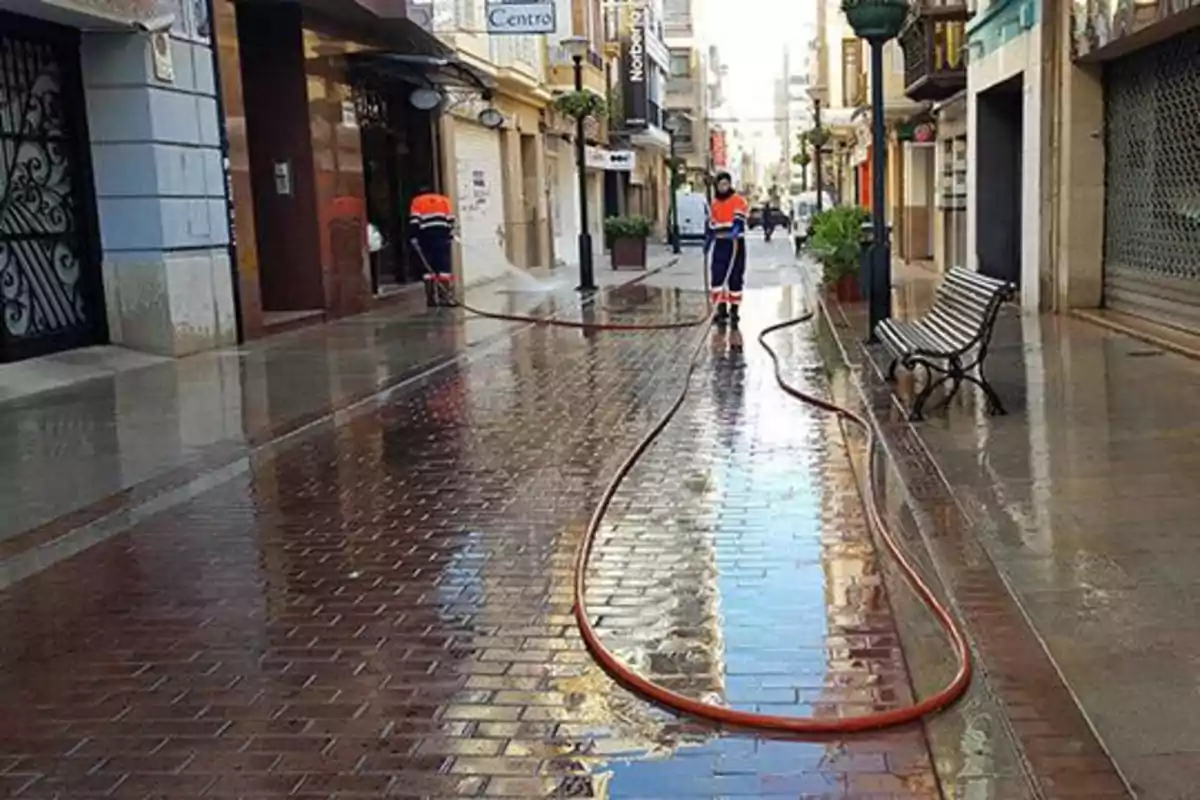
[876,267,1016,421]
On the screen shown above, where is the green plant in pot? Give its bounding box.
[809,206,869,301]
[605,215,652,270]
[553,90,607,121]
[791,147,811,191]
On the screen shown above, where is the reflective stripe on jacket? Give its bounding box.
[409,193,455,235]
[706,194,748,241]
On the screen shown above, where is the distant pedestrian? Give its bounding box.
[409,185,456,307]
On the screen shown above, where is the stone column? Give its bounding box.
[1053,22,1105,309]
[531,132,552,268]
[500,126,526,267]
[438,116,463,284]
[83,31,235,356]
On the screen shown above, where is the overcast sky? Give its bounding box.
[698,0,817,161]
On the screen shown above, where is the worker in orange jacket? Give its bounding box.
[704,171,749,326]
[409,186,456,307]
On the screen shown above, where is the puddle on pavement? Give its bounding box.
[586,293,940,794]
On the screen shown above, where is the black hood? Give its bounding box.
[713,171,733,199]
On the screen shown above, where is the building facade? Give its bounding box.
[0,0,233,364]
[546,0,628,267]
[437,0,553,282]
[1051,0,1200,335]
[966,0,1043,310]
[663,0,716,191]
[211,0,469,339]
[894,0,970,268]
[606,0,672,239]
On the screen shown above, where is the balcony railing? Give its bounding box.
[899,0,969,102]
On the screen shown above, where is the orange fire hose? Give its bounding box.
[416,237,972,733]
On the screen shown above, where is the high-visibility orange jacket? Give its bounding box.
[409,192,455,238]
[706,193,748,243]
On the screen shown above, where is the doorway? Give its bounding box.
[975,75,1022,286]
[358,85,438,293]
[0,13,105,363]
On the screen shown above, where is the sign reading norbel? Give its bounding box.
[486,0,556,34]
[621,3,649,129]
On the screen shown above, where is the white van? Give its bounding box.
[790,191,836,253]
[675,191,709,243]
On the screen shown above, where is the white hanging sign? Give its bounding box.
[485,0,556,34]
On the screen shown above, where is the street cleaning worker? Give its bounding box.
[704,171,749,326]
[409,185,456,307]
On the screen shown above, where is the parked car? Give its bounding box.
[748,205,791,230]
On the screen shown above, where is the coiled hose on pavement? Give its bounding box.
[419,240,971,734]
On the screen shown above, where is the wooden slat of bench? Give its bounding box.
[876,267,1014,420]
[878,268,1010,360]
[922,307,978,350]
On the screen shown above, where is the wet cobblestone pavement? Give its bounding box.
[0,247,950,797]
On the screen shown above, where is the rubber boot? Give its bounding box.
[424,279,437,308]
[714,302,729,325]
[729,304,740,328]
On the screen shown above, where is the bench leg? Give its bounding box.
[963,371,1006,416]
[886,358,899,383]
[909,370,950,422]
[929,376,964,414]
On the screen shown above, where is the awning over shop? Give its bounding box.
[238,0,448,59]
[346,51,494,93]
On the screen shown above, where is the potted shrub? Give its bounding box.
[553,90,606,121]
[809,205,869,302]
[605,215,652,270]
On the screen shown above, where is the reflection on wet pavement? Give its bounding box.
[0,280,649,587]
[825,264,1138,798]
[590,294,939,795]
[0,244,966,797]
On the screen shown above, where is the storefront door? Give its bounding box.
[455,122,507,286]
[0,14,104,363]
[1103,27,1200,333]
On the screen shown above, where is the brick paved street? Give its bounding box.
[0,244,989,798]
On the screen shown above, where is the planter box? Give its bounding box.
[826,273,862,303]
[610,236,647,270]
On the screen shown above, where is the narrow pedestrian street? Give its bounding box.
[0,242,976,798]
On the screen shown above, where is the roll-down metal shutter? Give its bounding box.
[454,122,507,287]
[1103,28,1200,333]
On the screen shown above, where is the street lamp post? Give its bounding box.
[810,93,824,213]
[842,0,908,342]
[561,36,596,292]
[664,114,683,255]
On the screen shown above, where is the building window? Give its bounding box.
[939,136,967,209]
[455,0,478,30]
[669,51,690,78]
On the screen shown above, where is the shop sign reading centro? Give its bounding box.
[485,0,556,34]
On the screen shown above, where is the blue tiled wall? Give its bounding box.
[967,0,1040,60]
[82,34,229,254]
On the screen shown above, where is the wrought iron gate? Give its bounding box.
[1103,27,1200,333]
[0,13,103,363]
